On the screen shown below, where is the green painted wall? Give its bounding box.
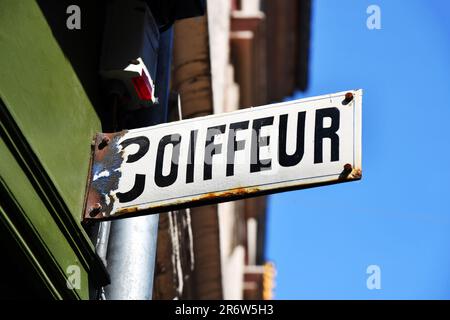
[0,139,88,299]
[0,0,100,223]
[0,0,103,299]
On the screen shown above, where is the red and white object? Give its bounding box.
[100,0,159,110]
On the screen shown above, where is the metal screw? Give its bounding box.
[89,203,102,217]
[344,163,353,172]
[342,92,354,105]
[98,136,110,150]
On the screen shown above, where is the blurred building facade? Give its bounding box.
[153,0,311,300]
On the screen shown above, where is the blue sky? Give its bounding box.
[266,0,450,299]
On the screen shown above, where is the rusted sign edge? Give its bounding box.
[81,136,96,225]
[82,130,128,224]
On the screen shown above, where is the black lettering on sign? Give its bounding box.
[155,134,181,188]
[117,136,149,203]
[278,112,306,167]
[186,130,198,184]
[204,125,226,180]
[227,120,249,177]
[250,116,274,173]
[314,107,340,163]
[120,136,150,163]
[117,175,146,203]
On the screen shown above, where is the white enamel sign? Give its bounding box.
[84,89,362,221]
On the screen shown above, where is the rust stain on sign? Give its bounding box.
[192,187,261,201]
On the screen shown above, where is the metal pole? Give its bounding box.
[104,26,174,300]
[104,215,159,299]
